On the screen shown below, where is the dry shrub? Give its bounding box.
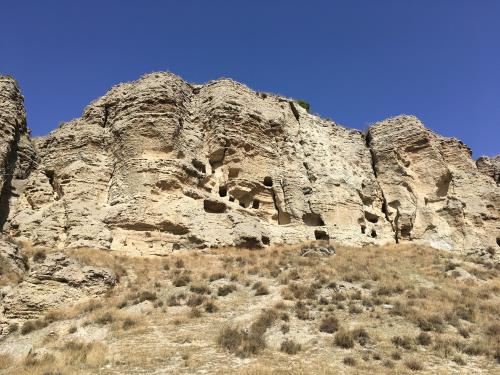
[189,307,202,318]
[189,282,210,295]
[218,284,237,296]
[294,301,310,320]
[416,332,432,346]
[209,272,225,282]
[0,354,13,369]
[94,311,115,325]
[280,339,301,354]
[405,358,423,371]
[343,356,356,366]
[61,340,108,367]
[204,300,218,313]
[334,329,355,348]
[319,315,339,334]
[392,335,414,350]
[186,294,205,307]
[254,284,269,296]
[173,274,191,287]
[21,319,48,335]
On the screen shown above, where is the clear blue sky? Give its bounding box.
[1,1,498,157]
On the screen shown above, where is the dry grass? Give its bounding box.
[0,242,498,374]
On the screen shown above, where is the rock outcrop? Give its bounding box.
[0,236,27,275]
[0,251,116,322]
[0,72,498,255]
[477,155,500,185]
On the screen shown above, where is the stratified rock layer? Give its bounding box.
[0,73,498,255]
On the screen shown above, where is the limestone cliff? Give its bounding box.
[0,73,498,255]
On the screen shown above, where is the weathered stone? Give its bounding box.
[0,72,498,256]
[477,155,500,185]
[368,115,499,253]
[1,252,116,320]
[0,236,27,275]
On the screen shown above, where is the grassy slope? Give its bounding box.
[0,243,499,374]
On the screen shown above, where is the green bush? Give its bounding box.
[296,100,310,113]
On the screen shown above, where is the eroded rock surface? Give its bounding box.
[477,155,500,185]
[0,72,498,255]
[0,236,27,275]
[0,252,116,321]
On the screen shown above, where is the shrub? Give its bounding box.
[416,332,432,346]
[175,259,185,268]
[391,351,402,360]
[217,324,267,357]
[351,327,370,345]
[68,325,78,334]
[189,283,210,295]
[136,291,157,303]
[8,323,18,333]
[173,274,191,287]
[218,284,237,296]
[405,359,423,371]
[204,301,218,313]
[319,316,339,334]
[122,318,136,330]
[186,294,205,307]
[416,314,445,332]
[209,272,225,282]
[94,312,114,325]
[254,284,270,296]
[189,307,202,318]
[349,304,363,314]
[281,324,290,334]
[392,335,414,350]
[343,356,356,366]
[296,100,310,113]
[334,329,355,348]
[21,319,48,335]
[463,340,489,356]
[33,250,46,263]
[280,339,301,355]
[295,301,310,320]
[452,355,466,365]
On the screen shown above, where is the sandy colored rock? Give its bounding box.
[0,72,498,255]
[477,155,500,185]
[1,252,116,320]
[367,116,499,253]
[0,236,27,274]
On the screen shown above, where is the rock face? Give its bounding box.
[0,73,498,255]
[1,251,116,321]
[477,155,500,185]
[0,236,27,275]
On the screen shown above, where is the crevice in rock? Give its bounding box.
[102,105,109,128]
[289,101,300,122]
[209,138,230,172]
[366,129,399,243]
[44,170,64,200]
[0,123,21,230]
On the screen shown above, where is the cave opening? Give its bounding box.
[218,186,227,197]
[263,176,273,187]
[314,230,330,241]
